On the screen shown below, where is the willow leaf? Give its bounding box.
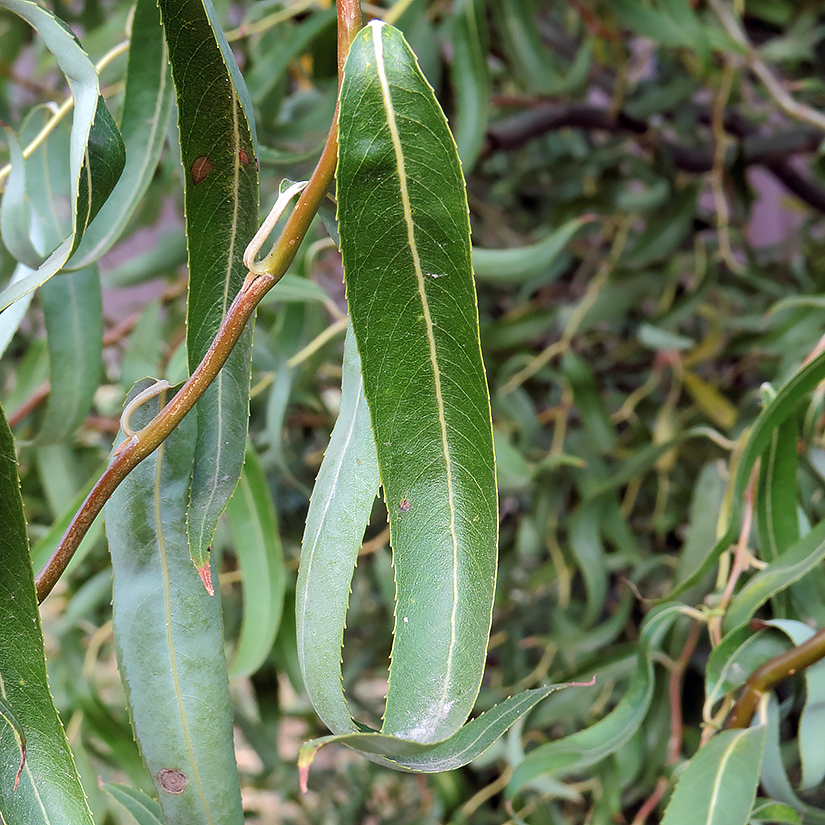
[37,266,103,443]
[660,726,766,825]
[0,0,124,310]
[69,0,173,268]
[105,382,243,825]
[157,0,260,590]
[0,125,41,268]
[103,783,164,825]
[297,324,380,736]
[506,604,685,799]
[299,684,573,788]
[0,403,94,823]
[338,20,498,744]
[664,348,825,601]
[450,0,489,170]
[226,442,285,680]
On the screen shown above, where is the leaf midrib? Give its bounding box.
[190,80,244,556]
[372,22,460,732]
[153,407,214,823]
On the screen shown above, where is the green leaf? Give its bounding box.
[665,347,825,601]
[762,620,825,791]
[750,800,802,825]
[0,125,42,268]
[0,694,25,792]
[450,0,489,171]
[0,0,125,309]
[103,783,164,825]
[0,403,94,824]
[157,0,260,589]
[69,0,174,268]
[704,625,788,717]
[506,604,685,799]
[471,217,587,284]
[104,381,244,825]
[226,442,285,679]
[37,265,103,443]
[660,725,767,825]
[758,418,800,563]
[299,684,575,785]
[338,20,497,743]
[297,323,380,735]
[760,696,825,824]
[724,519,825,632]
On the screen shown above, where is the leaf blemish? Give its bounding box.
[238,148,250,165]
[157,768,188,794]
[399,498,411,511]
[190,155,213,185]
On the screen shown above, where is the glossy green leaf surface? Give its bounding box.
[0,404,94,824]
[297,324,380,736]
[157,0,260,585]
[69,0,174,268]
[226,442,285,679]
[338,20,497,744]
[104,382,243,824]
[0,0,124,310]
[660,726,766,825]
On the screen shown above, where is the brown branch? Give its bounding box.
[484,103,825,214]
[726,625,825,729]
[7,382,50,429]
[34,0,364,603]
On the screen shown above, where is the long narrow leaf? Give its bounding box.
[156,0,260,590]
[226,442,285,679]
[0,403,94,823]
[105,382,244,824]
[338,19,498,744]
[0,0,124,309]
[297,324,380,736]
[37,266,102,443]
[660,726,767,825]
[69,0,174,268]
[665,349,825,600]
[506,604,685,798]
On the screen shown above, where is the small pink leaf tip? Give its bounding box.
[197,563,214,596]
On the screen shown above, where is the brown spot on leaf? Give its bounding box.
[191,155,213,185]
[399,498,411,512]
[158,768,188,794]
[238,148,250,165]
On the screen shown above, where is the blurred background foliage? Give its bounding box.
[3,0,825,823]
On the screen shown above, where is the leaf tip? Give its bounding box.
[13,742,25,790]
[298,741,325,793]
[197,561,214,596]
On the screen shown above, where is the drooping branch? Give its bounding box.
[34,0,364,603]
[484,103,825,213]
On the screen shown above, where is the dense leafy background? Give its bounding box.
[2,0,825,823]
